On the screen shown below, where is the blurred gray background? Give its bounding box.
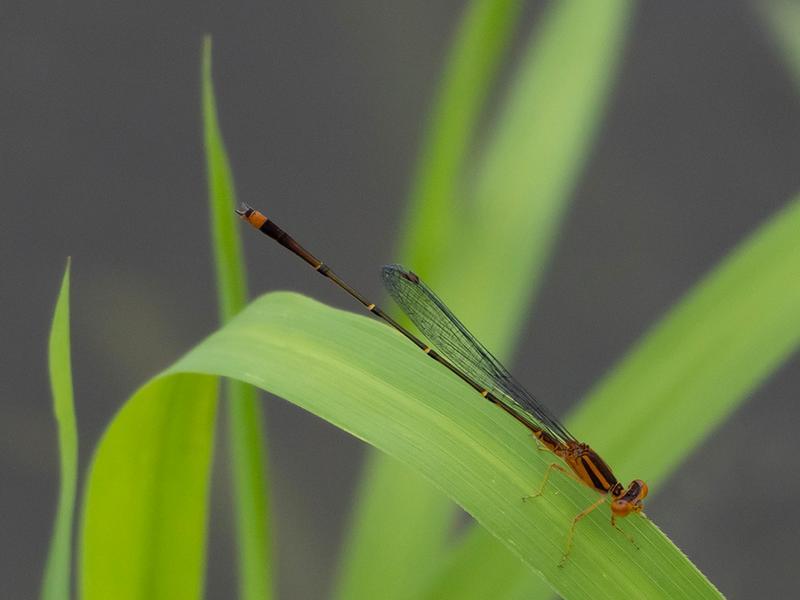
[3,2,799,598]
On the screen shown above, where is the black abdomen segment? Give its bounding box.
[258,219,323,269]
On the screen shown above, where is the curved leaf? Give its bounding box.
[80,375,217,600]
[150,291,719,599]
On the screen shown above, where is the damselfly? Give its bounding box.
[237,203,648,564]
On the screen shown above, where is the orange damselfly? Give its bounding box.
[237,203,648,564]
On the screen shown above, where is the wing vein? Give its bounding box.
[381,264,575,443]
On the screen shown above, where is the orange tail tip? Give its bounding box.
[235,203,267,228]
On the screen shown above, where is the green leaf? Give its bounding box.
[41,259,78,600]
[341,1,634,598]
[423,191,800,599]
[419,524,536,600]
[157,291,721,600]
[334,454,455,600]
[79,374,218,600]
[202,36,248,322]
[202,36,272,600]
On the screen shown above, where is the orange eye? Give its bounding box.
[636,480,649,499]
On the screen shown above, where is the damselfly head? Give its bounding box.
[611,479,648,517]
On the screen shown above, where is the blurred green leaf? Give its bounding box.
[438,0,633,348]
[333,453,454,600]
[576,193,800,479]
[80,374,217,600]
[41,259,78,600]
[159,291,720,599]
[397,0,524,279]
[202,36,272,600]
[419,523,535,600]
[341,1,633,598]
[759,0,800,93]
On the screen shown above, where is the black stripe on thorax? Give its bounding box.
[580,456,609,492]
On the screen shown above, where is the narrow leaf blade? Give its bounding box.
[396,0,524,279]
[437,0,634,350]
[202,36,247,321]
[202,36,272,600]
[41,259,78,600]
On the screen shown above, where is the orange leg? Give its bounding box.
[522,462,584,502]
[558,496,607,567]
[610,515,639,550]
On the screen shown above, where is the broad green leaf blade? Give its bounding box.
[348,2,634,598]
[424,191,800,599]
[202,36,272,600]
[335,3,525,598]
[41,260,78,600]
[80,374,218,600]
[163,291,721,600]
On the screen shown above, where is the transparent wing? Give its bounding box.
[381,264,575,443]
